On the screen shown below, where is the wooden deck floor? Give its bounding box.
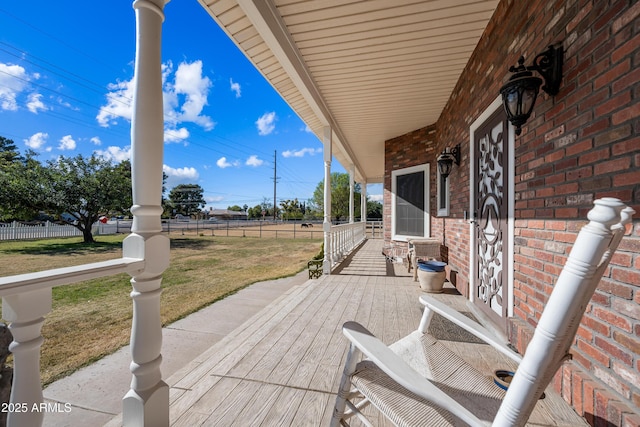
[163,239,587,426]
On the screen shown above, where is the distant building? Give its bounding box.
[205,208,247,221]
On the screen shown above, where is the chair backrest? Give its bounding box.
[494,198,634,427]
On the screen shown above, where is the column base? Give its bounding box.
[123,381,169,427]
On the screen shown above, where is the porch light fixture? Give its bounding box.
[499,44,563,135]
[437,144,460,179]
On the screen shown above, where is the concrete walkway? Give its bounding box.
[42,270,311,427]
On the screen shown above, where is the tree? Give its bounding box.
[45,155,132,243]
[167,184,205,217]
[0,136,23,164]
[279,198,303,220]
[1,151,132,242]
[312,172,361,221]
[367,200,383,219]
[247,204,263,219]
[227,205,243,212]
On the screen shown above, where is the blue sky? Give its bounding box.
[0,1,382,211]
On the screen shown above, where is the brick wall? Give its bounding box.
[383,0,639,423]
[383,124,436,260]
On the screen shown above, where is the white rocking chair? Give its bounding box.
[332,198,634,427]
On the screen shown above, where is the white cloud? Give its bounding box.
[303,125,312,133]
[90,137,102,145]
[163,165,199,180]
[163,164,200,190]
[245,155,264,167]
[164,127,190,144]
[58,135,76,150]
[98,60,215,139]
[170,60,214,130]
[230,78,241,98]
[369,194,383,202]
[95,146,131,163]
[256,112,276,136]
[206,195,224,203]
[0,63,28,111]
[26,93,47,113]
[96,78,134,127]
[216,157,239,169]
[24,132,48,150]
[282,147,322,158]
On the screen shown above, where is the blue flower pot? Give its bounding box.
[417,260,446,272]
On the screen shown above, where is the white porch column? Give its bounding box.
[323,127,332,275]
[349,165,355,224]
[361,182,367,224]
[122,1,170,426]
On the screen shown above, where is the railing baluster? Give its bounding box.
[3,288,52,427]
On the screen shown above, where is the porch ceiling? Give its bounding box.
[198,0,499,183]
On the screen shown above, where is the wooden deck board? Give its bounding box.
[164,239,588,426]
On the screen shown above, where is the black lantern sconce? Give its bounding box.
[499,44,563,135]
[437,144,461,179]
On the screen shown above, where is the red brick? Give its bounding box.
[612,66,640,94]
[582,117,610,138]
[594,157,631,175]
[555,182,579,195]
[611,252,633,268]
[612,103,640,125]
[612,297,640,321]
[623,413,640,427]
[594,336,633,365]
[582,314,611,336]
[572,370,584,414]
[612,137,640,155]
[556,207,578,218]
[612,32,640,63]
[594,389,610,422]
[578,87,611,112]
[591,291,610,307]
[592,307,633,333]
[594,59,631,90]
[612,1,640,33]
[566,165,593,181]
[611,268,640,288]
[607,399,625,427]
[562,365,572,404]
[578,148,610,166]
[577,339,611,365]
[594,91,631,117]
[583,380,596,422]
[613,170,640,187]
[594,125,632,146]
[566,138,593,157]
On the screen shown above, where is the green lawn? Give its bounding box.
[0,234,322,385]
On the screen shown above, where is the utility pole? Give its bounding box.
[273,150,279,220]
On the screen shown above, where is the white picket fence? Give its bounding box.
[0,221,83,241]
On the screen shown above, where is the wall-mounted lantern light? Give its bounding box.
[437,144,460,179]
[499,44,563,135]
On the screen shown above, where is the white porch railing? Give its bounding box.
[327,222,367,268]
[0,257,145,427]
[0,222,82,241]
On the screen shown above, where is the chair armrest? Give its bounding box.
[419,295,523,364]
[342,321,489,427]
